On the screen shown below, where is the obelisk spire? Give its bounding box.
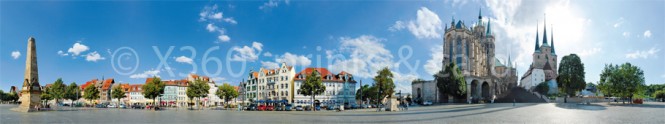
[23,37,40,89]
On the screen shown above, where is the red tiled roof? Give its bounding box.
[129,84,144,92]
[101,78,115,90]
[252,72,259,78]
[145,78,154,84]
[178,79,189,87]
[191,74,199,79]
[81,79,97,90]
[163,80,178,86]
[293,68,356,82]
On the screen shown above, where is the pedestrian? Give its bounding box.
[513,98,516,106]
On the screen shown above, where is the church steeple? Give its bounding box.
[486,19,492,36]
[535,23,541,52]
[551,25,556,54]
[542,14,549,46]
[478,8,482,24]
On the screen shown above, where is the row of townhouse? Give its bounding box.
[238,62,358,107]
[50,74,223,107]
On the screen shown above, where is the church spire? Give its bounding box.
[551,24,556,54]
[478,8,482,25]
[508,53,512,68]
[535,22,540,52]
[486,19,492,36]
[542,14,549,46]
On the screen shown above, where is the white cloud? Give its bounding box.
[11,51,20,59]
[259,0,281,10]
[252,42,263,51]
[625,47,660,59]
[218,35,231,42]
[613,17,624,28]
[261,61,280,69]
[57,50,69,56]
[224,18,237,24]
[211,12,223,20]
[200,4,236,43]
[230,42,263,62]
[175,56,194,64]
[276,52,312,67]
[85,51,105,62]
[445,0,469,7]
[622,32,630,38]
[424,45,443,75]
[206,23,219,32]
[199,4,222,21]
[130,69,160,79]
[262,52,312,68]
[326,35,419,93]
[390,7,442,39]
[577,47,602,57]
[643,30,652,38]
[329,35,393,78]
[485,0,594,81]
[263,52,273,57]
[211,77,226,82]
[67,42,89,56]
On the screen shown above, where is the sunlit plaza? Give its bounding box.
[2,103,664,124]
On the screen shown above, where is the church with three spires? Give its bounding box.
[520,17,559,94]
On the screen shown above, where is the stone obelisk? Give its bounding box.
[12,37,42,112]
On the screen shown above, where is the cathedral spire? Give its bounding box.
[542,14,549,46]
[535,22,540,52]
[486,19,492,36]
[551,24,556,54]
[478,8,482,25]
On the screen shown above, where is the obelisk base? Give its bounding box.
[12,90,41,112]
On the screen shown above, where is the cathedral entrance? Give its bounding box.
[470,80,479,99]
[482,82,490,100]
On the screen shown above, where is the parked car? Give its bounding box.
[119,104,127,109]
[285,104,293,111]
[304,106,311,111]
[423,101,433,106]
[295,105,304,111]
[266,105,275,111]
[107,104,117,108]
[327,105,335,110]
[95,104,107,108]
[258,105,267,111]
[275,105,283,111]
[247,104,257,111]
[131,105,144,109]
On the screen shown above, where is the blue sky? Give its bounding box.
[1,0,664,93]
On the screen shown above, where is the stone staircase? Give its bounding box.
[494,87,547,103]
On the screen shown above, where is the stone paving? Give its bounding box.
[1,103,664,124]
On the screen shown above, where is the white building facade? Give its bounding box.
[293,68,357,107]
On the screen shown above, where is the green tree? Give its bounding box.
[216,83,239,108]
[0,90,5,103]
[653,90,665,102]
[142,77,165,109]
[535,82,550,95]
[435,63,467,101]
[598,63,645,104]
[557,54,586,103]
[187,79,209,109]
[644,84,665,98]
[41,87,53,106]
[83,84,100,105]
[373,67,395,104]
[297,69,326,111]
[356,84,371,102]
[49,78,67,106]
[65,82,81,106]
[111,85,126,108]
